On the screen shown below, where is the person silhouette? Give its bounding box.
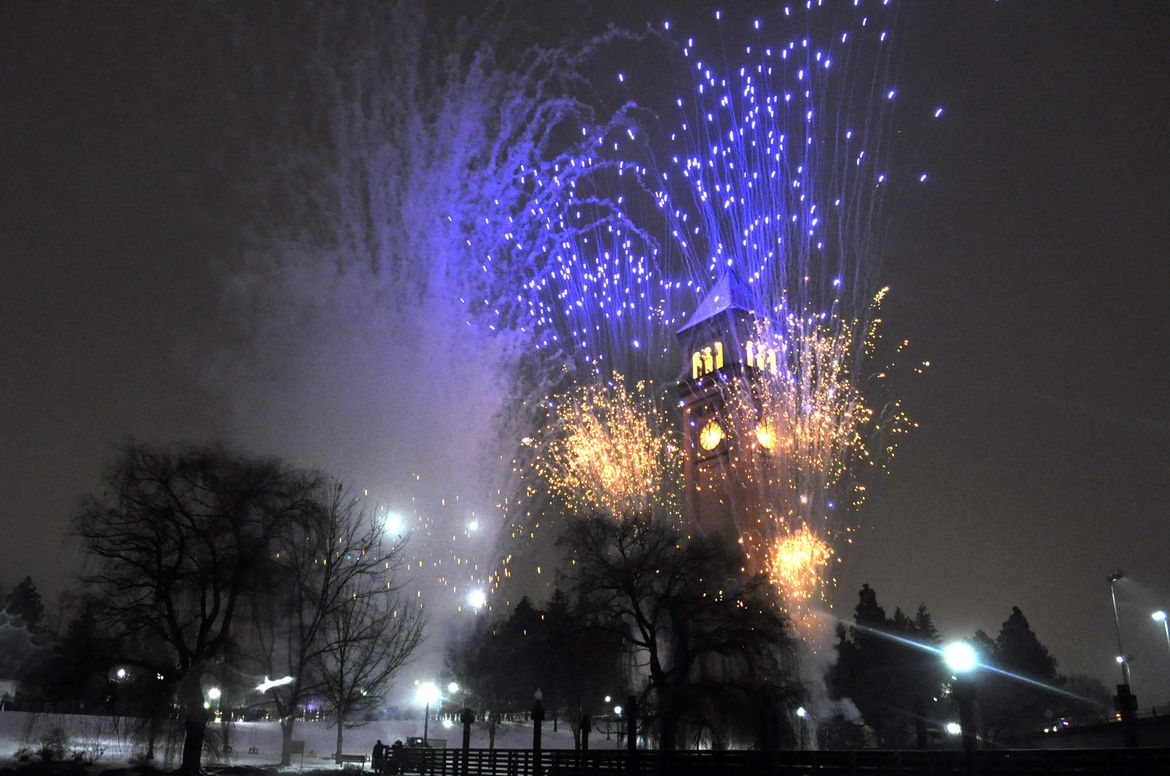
[389,740,404,775]
[372,739,385,774]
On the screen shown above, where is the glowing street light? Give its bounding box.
[415,681,441,744]
[466,588,487,610]
[448,682,460,694]
[1153,610,1170,656]
[207,687,222,701]
[942,641,978,675]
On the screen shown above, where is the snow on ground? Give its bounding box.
[0,711,588,770]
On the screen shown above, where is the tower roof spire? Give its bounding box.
[676,269,755,336]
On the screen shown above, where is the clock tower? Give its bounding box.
[676,271,777,543]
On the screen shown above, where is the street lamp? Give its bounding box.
[1153,611,1170,656]
[942,641,979,759]
[1107,572,1139,747]
[1108,571,1131,685]
[415,681,440,744]
[532,688,545,775]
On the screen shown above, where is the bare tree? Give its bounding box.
[560,515,801,751]
[247,481,399,764]
[314,561,424,760]
[76,443,316,775]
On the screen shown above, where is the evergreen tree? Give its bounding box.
[996,607,1057,679]
[5,576,44,628]
[971,607,1060,742]
[827,586,945,748]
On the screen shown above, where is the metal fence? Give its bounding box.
[388,746,1170,776]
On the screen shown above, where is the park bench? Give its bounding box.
[337,753,368,769]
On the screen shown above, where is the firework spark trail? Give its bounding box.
[533,376,682,520]
[653,3,910,330]
[498,2,934,390]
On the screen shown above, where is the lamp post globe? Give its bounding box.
[943,641,978,675]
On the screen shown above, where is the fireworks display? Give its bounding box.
[477,2,931,623]
[329,2,932,628]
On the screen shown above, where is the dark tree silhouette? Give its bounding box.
[21,597,116,710]
[447,613,516,749]
[75,443,317,775]
[247,481,407,765]
[447,590,626,750]
[314,579,423,761]
[560,514,800,751]
[5,576,44,629]
[971,606,1059,742]
[826,585,944,748]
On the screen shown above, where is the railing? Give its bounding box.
[390,746,1170,776]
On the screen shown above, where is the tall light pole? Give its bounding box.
[416,681,440,745]
[1108,571,1138,747]
[1108,571,1131,685]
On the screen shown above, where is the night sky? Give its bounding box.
[3,0,1169,706]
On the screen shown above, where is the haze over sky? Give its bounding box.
[2,0,1169,705]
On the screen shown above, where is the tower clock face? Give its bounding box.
[699,419,725,451]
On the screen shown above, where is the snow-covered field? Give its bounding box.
[0,711,584,770]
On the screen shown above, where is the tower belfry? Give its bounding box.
[676,271,772,541]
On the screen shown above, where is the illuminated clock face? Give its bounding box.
[755,422,776,450]
[699,419,724,451]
